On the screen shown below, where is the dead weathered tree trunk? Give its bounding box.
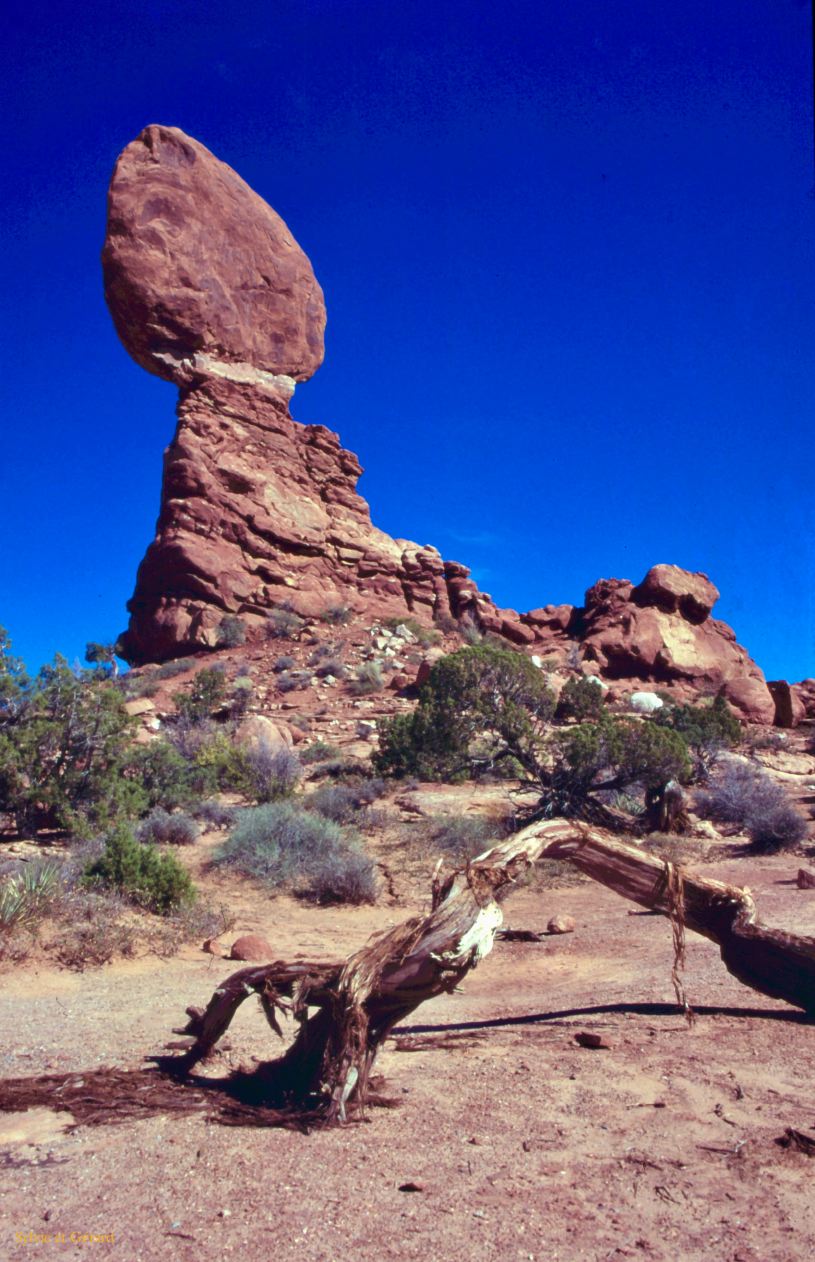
[167,821,815,1123]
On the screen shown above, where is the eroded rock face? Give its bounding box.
[107,127,782,723]
[573,566,776,723]
[102,125,325,384]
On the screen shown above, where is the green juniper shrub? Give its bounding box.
[555,677,605,723]
[84,823,195,913]
[543,714,692,824]
[374,642,691,829]
[122,740,194,812]
[348,661,384,696]
[175,667,227,724]
[136,807,200,846]
[228,675,254,717]
[215,802,376,904]
[84,642,121,677]
[0,639,140,837]
[655,696,741,774]
[216,615,247,648]
[374,644,555,782]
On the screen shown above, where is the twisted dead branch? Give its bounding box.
[165,820,815,1124]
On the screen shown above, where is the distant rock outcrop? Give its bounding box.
[106,127,785,724]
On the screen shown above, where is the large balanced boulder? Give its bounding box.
[102,125,326,384]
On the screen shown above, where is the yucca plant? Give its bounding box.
[0,862,61,933]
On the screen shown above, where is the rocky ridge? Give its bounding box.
[106,126,799,725]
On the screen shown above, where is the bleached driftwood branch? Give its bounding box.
[167,820,815,1123]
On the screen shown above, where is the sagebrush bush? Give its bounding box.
[84,824,195,913]
[696,761,807,852]
[300,741,342,765]
[215,802,376,904]
[137,807,200,846]
[273,655,296,673]
[424,814,511,862]
[349,661,384,696]
[277,669,313,693]
[266,607,304,639]
[193,799,238,829]
[156,659,191,680]
[320,603,352,626]
[216,615,247,648]
[243,744,302,803]
[306,777,385,825]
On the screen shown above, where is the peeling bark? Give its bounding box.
[166,820,815,1123]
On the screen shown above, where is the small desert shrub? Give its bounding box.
[320,603,352,626]
[156,659,192,681]
[301,741,342,765]
[555,677,605,723]
[243,745,302,803]
[122,671,160,700]
[277,669,313,693]
[305,778,386,826]
[349,661,384,696]
[228,675,254,718]
[215,802,376,904]
[696,762,808,853]
[216,615,247,648]
[0,861,61,934]
[175,667,227,723]
[266,607,304,639]
[315,658,346,679]
[382,617,440,648]
[189,731,250,796]
[193,799,238,830]
[137,807,200,846]
[273,655,296,673]
[51,889,139,968]
[84,824,195,913]
[422,813,513,862]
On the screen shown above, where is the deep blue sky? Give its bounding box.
[1,1,812,681]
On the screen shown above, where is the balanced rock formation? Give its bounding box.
[106,127,783,723]
[107,126,529,663]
